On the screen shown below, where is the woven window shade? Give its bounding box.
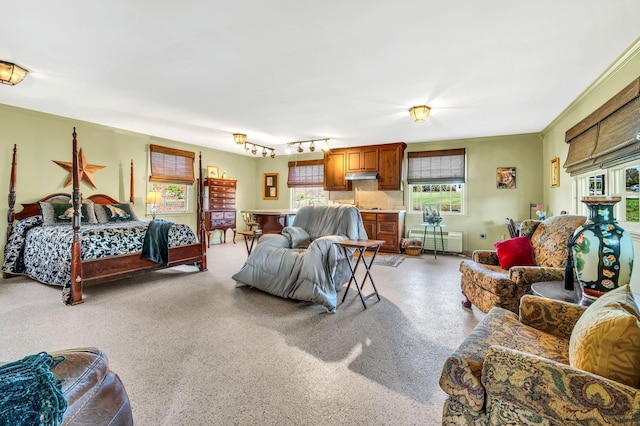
[149,144,195,184]
[287,159,324,187]
[407,149,465,184]
[564,76,640,176]
[563,126,598,176]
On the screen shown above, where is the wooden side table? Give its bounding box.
[336,239,385,309]
[531,281,593,306]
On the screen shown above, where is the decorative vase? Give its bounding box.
[570,196,634,299]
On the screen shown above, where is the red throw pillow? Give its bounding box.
[493,236,536,270]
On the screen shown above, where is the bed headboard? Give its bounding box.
[14,193,122,221]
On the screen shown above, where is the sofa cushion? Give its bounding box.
[528,215,586,268]
[439,306,569,412]
[569,285,640,388]
[493,236,535,270]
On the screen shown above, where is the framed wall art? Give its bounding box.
[263,173,278,200]
[496,167,516,189]
[550,157,560,188]
[207,165,219,179]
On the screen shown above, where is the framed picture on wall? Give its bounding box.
[550,157,560,187]
[263,173,278,200]
[496,167,516,189]
[207,166,219,179]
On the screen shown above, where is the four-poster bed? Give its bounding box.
[2,128,208,304]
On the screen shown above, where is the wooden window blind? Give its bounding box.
[407,148,466,184]
[564,76,640,176]
[287,159,324,187]
[149,144,195,184]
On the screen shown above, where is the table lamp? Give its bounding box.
[145,191,163,220]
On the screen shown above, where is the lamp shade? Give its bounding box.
[233,133,247,145]
[409,105,431,122]
[0,61,28,85]
[145,191,163,204]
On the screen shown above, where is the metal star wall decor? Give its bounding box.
[53,148,105,189]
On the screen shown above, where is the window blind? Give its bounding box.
[407,149,466,184]
[564,76,640,176]
[287,159,324,187]
[149,144,195,184]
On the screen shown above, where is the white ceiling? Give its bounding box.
[1,1,639,156]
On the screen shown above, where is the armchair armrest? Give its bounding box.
[509,266,565,285]
[472,250,499,265]
[483,346,640,424]
[256,233,291,248]
[518,295,586,339]
[519,219,541,237]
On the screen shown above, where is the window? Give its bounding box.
[574,160,639,234]
[148,144,195,215]
[288,159,328,208]
[407,149,466,215]
[147,182,190,215]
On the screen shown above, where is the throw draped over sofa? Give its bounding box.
[459,214,586,313]
[232,204,368,313]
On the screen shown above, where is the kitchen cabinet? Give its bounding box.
[324,142,406,191]
[378,143,406,190]
[205,177,237,246]
[324,150,352,191]
[346,147,378,173]
[359,211,405,253]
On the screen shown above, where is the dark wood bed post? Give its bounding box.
[130,159,134,204]
[70,128,84,304]
[198,152,208,271]
[6,144,17,244]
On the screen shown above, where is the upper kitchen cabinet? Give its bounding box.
[324,150,352,191]
[346,146,378,173]
[378,143,406,190]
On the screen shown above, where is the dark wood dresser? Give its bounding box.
[205,177,237,246]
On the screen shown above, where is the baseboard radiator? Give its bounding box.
[406,228,464,253]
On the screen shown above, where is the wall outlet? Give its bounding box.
[500,234,505,240]
[480,233,487,240]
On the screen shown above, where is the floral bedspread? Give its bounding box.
[2,216,198,288]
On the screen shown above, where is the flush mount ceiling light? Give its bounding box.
[285,138,330,154]
[233,133,247,145]
[409,105,431,123]
[0,61,28,85]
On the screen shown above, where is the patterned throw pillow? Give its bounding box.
[39,201,98,226]
[569,285,640,387]
[95,203,139,222]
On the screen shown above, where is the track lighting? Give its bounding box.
[286,138,330,153]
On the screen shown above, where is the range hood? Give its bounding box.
[344,172,378,180]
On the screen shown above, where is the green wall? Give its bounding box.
[0,104,260,246]
[541,37,640,292]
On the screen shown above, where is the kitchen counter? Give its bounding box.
[358,209,406,214]
[240,209,297,234]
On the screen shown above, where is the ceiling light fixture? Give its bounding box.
[232,134,276,158]
[233,133,247,145]
[0,61,28,85]
[286,138,330,153]
[409,105,431,123]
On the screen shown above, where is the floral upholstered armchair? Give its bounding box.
[460,214,586,313]
[440,288,640,425]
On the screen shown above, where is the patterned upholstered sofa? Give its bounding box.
[460,215,586,313]
[439,290,640,425]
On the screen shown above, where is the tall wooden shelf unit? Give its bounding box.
[205,177,237,246]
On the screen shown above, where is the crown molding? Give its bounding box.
[542,36,640,136]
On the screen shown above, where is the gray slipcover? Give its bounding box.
[231,204,368,313]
